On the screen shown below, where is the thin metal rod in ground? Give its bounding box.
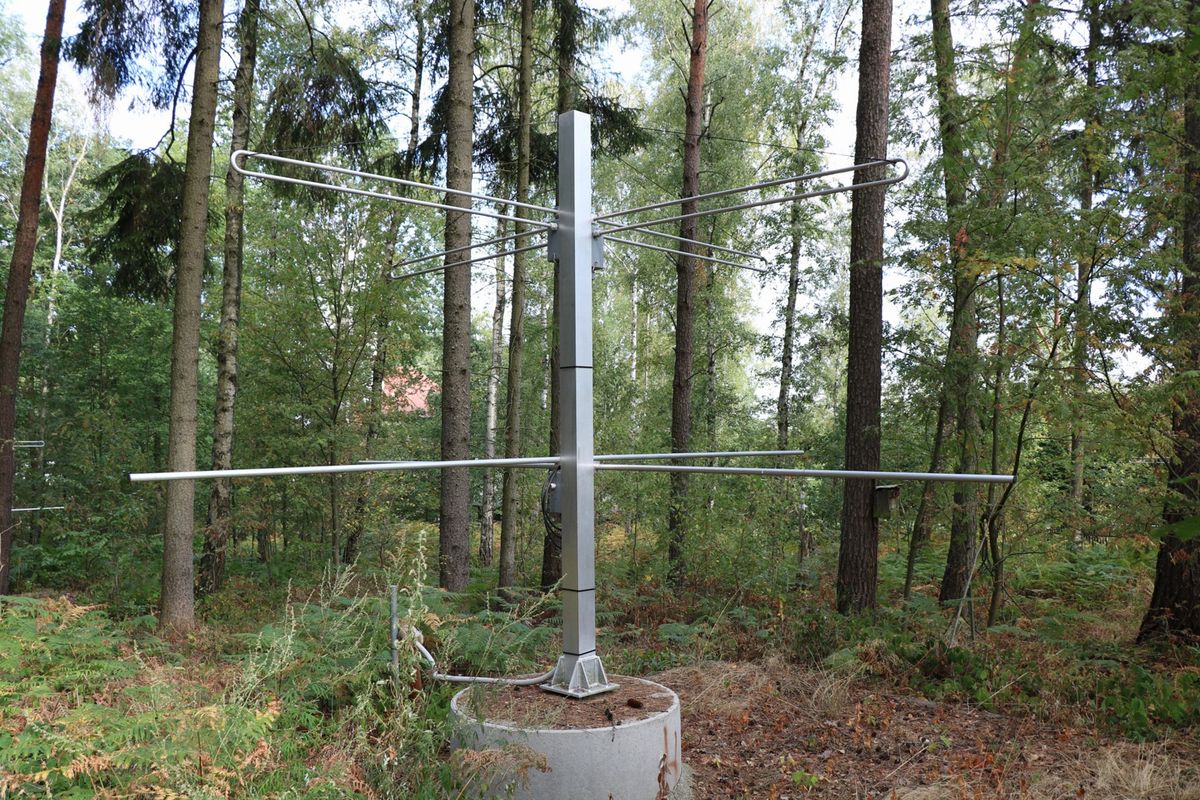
[602,236,766,273]
[594,449,805,461]
[390,229,549,272]
[595,462,1013,483]
[623,228,765,261]
[129,455,560,483]
[232,150,558,216]
[407,625,555,686]
[229,153,555,229]
[596,161,909,237]
[594,159,900,221]
[390,239,548,280]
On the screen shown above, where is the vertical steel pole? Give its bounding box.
[543,111,616,698]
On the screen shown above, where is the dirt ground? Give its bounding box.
[651,660,1200,800]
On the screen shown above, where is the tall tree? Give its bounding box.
[482,219,506,568]
[903,0,968,600]
[201,0,261,594]
[159,0,224,630]
[439,0,475,592]
[835,0,892,613]
[939,0,1035,605]
[499,0,534,590]
[0,0,65,596]
[1139,0,1200,642]
[667,0,710,588]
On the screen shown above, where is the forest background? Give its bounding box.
[1,0,1199,797]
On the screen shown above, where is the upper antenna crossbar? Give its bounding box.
[389,239,547,280]
[230,151,557,229]
[602,236,766,273]
[14,440,45,448]
[129,455,559,483]
[595,463,1013,483]
[596,159,909,237]
[595,159,901,222]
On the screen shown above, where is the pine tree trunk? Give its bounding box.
[1139,0,1200,641]
[503,0,533,590]
[0,0,64,595]
[667,0,709,589]
[835,0,892,615]
[158,0,224,630]
[483,218,506,570]
[542,0,578,589]
[439,0,475,592]
[201,0,259,595]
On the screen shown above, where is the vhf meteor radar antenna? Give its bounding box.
[131,111,1012,698]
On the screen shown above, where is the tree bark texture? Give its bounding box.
[777,200,802,450]
[835,0,891,615]
[1139,0,1200,640]
[439,0,475,592]
[0,0,65,595]
[160,0,224,630]
[202,0,259,594]
[503,0,533,590]
[483,219,506,570]
[667,0,709,589]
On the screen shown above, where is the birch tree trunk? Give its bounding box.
[482,217,506,569]
[201,0,259,594]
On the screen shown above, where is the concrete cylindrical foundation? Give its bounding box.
[450,676,683,800]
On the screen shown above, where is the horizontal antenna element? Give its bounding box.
[230,151,556,229]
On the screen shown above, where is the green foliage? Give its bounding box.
[1092,664,1200,740]
[82,152,188,301]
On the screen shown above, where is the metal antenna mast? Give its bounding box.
[130,110,1013,702]
[543,111,613,697]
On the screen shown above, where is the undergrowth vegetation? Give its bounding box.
[2,526,1197,798]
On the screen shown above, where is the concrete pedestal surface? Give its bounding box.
[450,676,683,800]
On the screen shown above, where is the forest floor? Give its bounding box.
[654,658,1200,799]
[4,538,1200,798]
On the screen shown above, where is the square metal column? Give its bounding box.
[543,111,616,698]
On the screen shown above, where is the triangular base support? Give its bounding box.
[541,652,618,698]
